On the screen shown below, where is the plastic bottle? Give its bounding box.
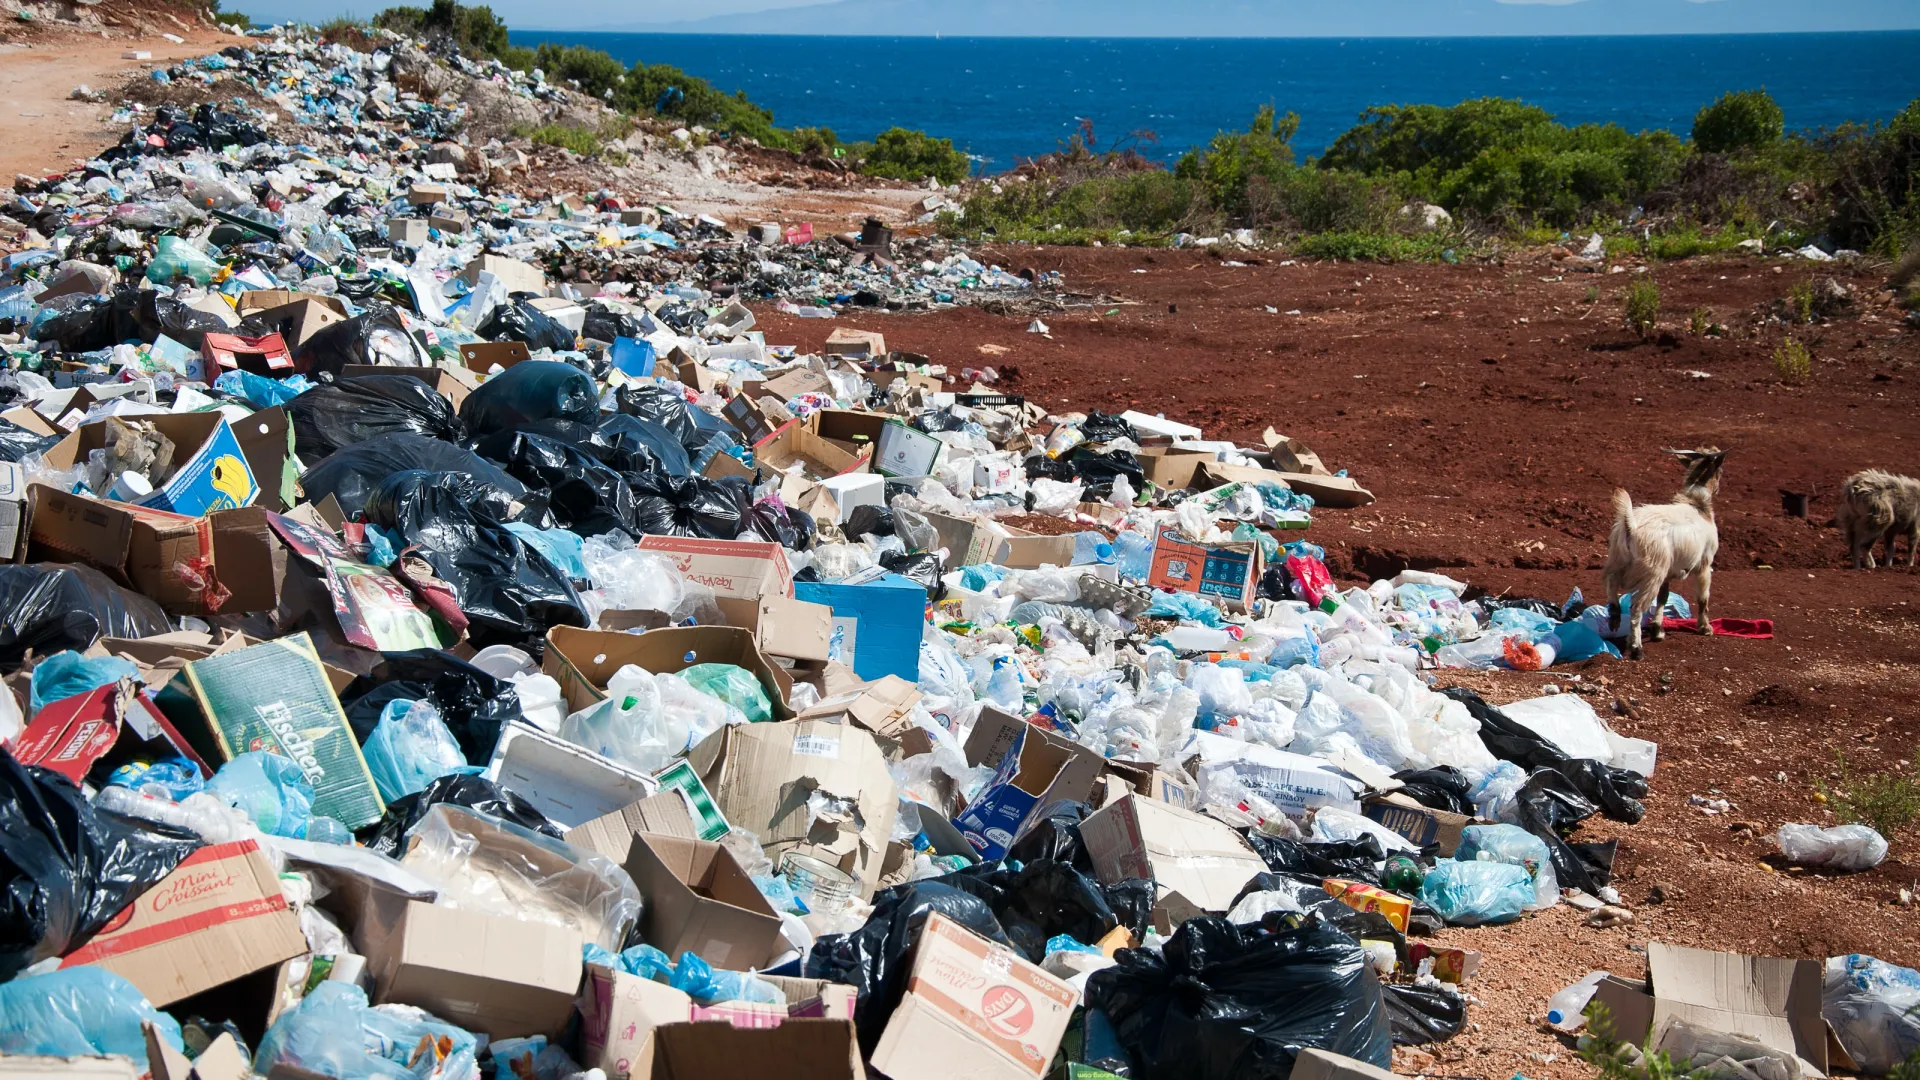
[1546,971,1611,1032]
[1113,531,1154,580]
[1072,532,1115,566]
[1163,625,1235,653]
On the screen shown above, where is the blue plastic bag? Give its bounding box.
[107,757,205,799]
[1418,858,1534,925]
[255,981,477,1079]
[1146,589,1227,627]
[216,369,311,408]
[1489,607,1556,642]
[28,650,138,715]
[670,950,784,1004]
[205,751,314,838]
[0,967,182,1068]
[504,522,588,582]
[362,699,467,803]
[1547,619,1621,663]
[1455,823,1559,910]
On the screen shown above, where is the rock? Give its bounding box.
[1738,238,1764,253]
[1586,905,1634,928]
[1399,202,1453,230]
[426,142,468,171]
[1814,277,1854,316]
[1645,882,1683,904]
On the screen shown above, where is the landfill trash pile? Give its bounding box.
[0,24,1912,1080]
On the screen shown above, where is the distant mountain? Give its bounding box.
[566,0,1920,36]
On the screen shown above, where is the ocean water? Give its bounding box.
[506,32,1920,170]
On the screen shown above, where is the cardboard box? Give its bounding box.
[458,340,533,372]
[793,573,927,682]
[564,790,701,861]
[578,962,861,1080]
[60,839,306,1005]
[955,716,1105,861]
[720,393,780,445]
[237,290,349,317]
[1078,794,1266,913]
[368,899,583,1040]
[872,420,943,478]
[9,678,209,786]
[1135,447,1212,489]
[27,488,285,616]
[622,832,783,970]
[807,408,888,455]
[1322,879,1412,933]
[41,413,258,518]
[485,721,662,830]
[653,759,731,841]
[203,332,293,374]
[754,422,871,489]
[1262,427,1331,475]
[460,254,548,297]
[388,217,430,247]
[795,675,923,749]
[822,328,886,359]
[925,511,1011,568]
[1289,1048,1398,1080]
[544,625,794,720]
[687,719,897,900]
[713,594,834,664]
[1146,525,1262,613]
[1589,943,1829,1077]
[1099,759,1198,812]
[184,633,385,829]
[869,912,1079,1080]
[636,535,792,601]
[819,473,884,522]
[1362,792,1468,856]
[998,533,1081,570]
[147,1028,250,1080]
[408,182,448,205]
[231,405,294,513]
[0,460,25,561]
[249,299,347,350]
[428,208,469,234]
[758,367,832,402]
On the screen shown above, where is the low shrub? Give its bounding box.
[1624,277,1661,337]
[1773,337,1813,384]
[1693,89,1785,154]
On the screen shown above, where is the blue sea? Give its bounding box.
[506,32,1920,171]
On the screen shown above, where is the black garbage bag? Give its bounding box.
[0,747,201,981]
[1227,874,1410,955]
[475,431,636,537]
[0,418,61,463]
[477,299,574,353]
[362,470,588,647]
[1025,454,1079,483]
[459,360,599,436]
[30,293,116,351]
[1390,766,1475,816]
[580,303,645,343]
[288,375,466,462]
[191,102,265,149]
[980,860,1121,963]
[1069,447,1146,495]
[1246,834,1389,887]
[1103,877,1157,943]
[614,384,733,459]
[1008,800,1091,869]
[806,880,1010,1054]
[1481,596,1562,619]
[1513,768,1617,893]
[630,473,750,539]
[1443,687,1648,822]
[844,504,895,540]
[595,414,691,477]
[0,564,170,670]
[743,499,813,550]
[1089,915,1394,1080]
[131,294,235,350]
[299,432,525,518]
[341,650,524,766]
[1081,411,1137,445]
[880,550,945,601]
[361,773,561,856]
[293,305,430,375]
[1384,983,1467,1046]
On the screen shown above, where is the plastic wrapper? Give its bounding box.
[669,950,786,1005]
[28,650,137,716]
[476,429,637,537]
[253,981,477,1080]
[580,532,687,614]
[1775,823,1887,872]
[362,773,562,858]
[1455,823,1559,910]
[681,662,774,724]
[559,664,687,774]
[460,360,598,435]
[478,299,575,352]
[1,746,200,980]
[1088,915,1394,1079]
[0,966,184,1067]
[292,305,430,374]
[1822,954,1920,1076]
[0,563,170,669]
[398,803,641,952]
[363,699,467,804]
[145,234,219,285]
[1384,983,1467,1046]
[363,470,589,647]
[205,750,315,838]
[298,432,526,518]
[342,650,525,767]
[288,374,466,462]
[0,418,62,463]
[806,880,1012,1053]
[1417,859,1533,925]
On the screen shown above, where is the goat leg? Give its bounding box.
[1650,585,1669,642]
[1695,564,1714,635]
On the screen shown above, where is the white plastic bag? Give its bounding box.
[558,665,685,773]
[1775,823,1887,872]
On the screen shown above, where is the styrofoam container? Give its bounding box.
[483,721,659,829]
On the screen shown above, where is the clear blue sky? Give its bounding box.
[244,0,1920,37]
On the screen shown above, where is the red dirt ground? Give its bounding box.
[756,245,1920,1079]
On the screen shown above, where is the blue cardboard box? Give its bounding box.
[793,572,926,681]
[56,412,258,518]
[952,715,1105,861]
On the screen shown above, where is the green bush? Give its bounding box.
[1693,89,1785,154]
[1820,749,1920,835]
[863,127,972,184]
[1624,277,1660,337]
[1173,105,1299,221]
[533,43,627,100]
[513,122,607,156]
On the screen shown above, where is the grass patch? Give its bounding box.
[1293,230,1456,263]
[1820,749,1920,838]
[1689,307,1713,336]
[1624,277,1661,337]
[515,122,609,155]
[319,16,376,50]
[1787,279,1816,323]
[1773,336,1813,383]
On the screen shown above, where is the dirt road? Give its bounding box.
[758,247,1920,1078]
[0,28,232,179]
